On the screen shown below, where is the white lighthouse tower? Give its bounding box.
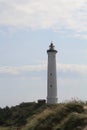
[47,43,58,104]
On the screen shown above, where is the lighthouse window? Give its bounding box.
[50,85,52,87]
[50,73,52,76]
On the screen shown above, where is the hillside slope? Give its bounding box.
[0,101,87,130]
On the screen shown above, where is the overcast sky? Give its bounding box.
[0,0,87,107]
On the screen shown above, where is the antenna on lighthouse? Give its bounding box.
[49,42,54,49]
[47,42,58,104]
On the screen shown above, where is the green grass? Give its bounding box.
[1,101,87,130]
[0,127,11,130]
[22,101,87,130]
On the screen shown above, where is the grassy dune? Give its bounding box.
[0,101,87,130]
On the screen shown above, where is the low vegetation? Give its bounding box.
[0,100,87,130]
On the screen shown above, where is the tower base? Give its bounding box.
[47,97,58,104]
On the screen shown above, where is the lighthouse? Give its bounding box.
[47,43,58,104]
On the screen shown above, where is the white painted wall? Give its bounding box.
[47,47,58,104]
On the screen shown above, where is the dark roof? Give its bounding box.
[47,49,57,53]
